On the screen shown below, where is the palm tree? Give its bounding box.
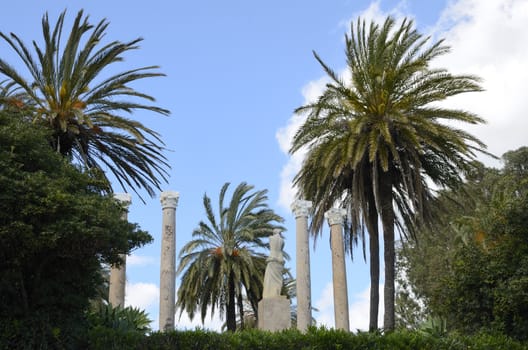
[176,182,284,331]
[0,10,169,198]
[290,17,487,331]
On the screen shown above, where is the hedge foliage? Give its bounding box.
[84,328,528,350]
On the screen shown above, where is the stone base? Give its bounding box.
[258,296,291,331]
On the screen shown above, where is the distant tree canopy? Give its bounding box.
[396,147,528,340]
[0,109,152,348]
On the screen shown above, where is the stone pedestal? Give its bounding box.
[291,199,312,332]
[325,207,350,331]
[159,191,179,332]
[109,193,132,307]
[258,296,291,331]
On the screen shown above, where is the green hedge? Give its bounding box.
[84,328,528,350]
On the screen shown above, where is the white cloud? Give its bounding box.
[127,254,157,267]
[276,76,329,211]
[313,281,384,331]
[348,285,384,332]
[126,282,159,310]
[432,0,528,163]
[339,0,411,29]
[125,282,160,329]
[313,282,335,327]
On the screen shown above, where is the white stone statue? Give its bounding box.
[262,229,285,298]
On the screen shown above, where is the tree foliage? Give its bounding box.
[176,182,284,332]
[0,9,170,199]
[397,147,528,340]
[0,110,152,348]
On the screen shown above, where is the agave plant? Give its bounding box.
[88,303,152,334]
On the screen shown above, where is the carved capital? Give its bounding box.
[113,193,132,210]
[160,191,179,209]
[291,199,312,218]
[324,207,346,226]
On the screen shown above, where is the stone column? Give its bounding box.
[291,199,313,332]
[159,191,179,331]
[325,207,350,331]
[108,193,132,307]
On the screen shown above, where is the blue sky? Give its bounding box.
[2,0,527,331]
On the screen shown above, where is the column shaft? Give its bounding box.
[292,200,312,332]
[159,191,179,331]
[326,208,350,331]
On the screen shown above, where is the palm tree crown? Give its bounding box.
[290,16,488,330]
[176,182,284,331]
[0,10,169,198]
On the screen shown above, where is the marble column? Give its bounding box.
[325,207,350,331]
[159,191,179,332]
[292,199,313,332]
[108,193,132,308]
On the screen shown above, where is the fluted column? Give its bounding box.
[109,193,132,307]
[325,207,350,331]
[159,191,179,331]
[292,199,312,332]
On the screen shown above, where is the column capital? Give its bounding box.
[114,193,132,210]
[291,199,312,218]
[160,191,179,209]
[325,208,346,226]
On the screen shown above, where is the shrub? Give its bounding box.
[83,327,528,350]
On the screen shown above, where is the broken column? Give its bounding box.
[108,193,132,307]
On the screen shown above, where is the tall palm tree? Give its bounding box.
[290,17,487,331]
[176,182,284,331]
[0,10,169,198]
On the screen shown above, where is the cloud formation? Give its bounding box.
[126,282,159,310]
[127,254,157,267]
[433,0,528,163]
[276,76,329,211]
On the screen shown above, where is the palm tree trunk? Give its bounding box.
[380,176,395,331]
[226,273,237,331]
[238,289,245,330]
[367,197,379,331]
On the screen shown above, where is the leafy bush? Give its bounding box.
[83,328,528,350]
[0,108,152,348]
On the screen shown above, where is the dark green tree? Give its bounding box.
[0,10,169,199]
[397,147,528,340]
[0,110,152,348]
[176,182,284,331]
[290,16,487,330]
